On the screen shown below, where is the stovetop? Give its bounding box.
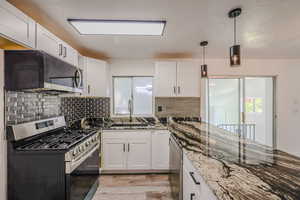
[16,128,97,151]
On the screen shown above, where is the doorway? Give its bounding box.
[207,76,275,147]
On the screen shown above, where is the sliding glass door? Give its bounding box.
[208,77,275,147]
[244,77,274,146]
[208,78,240,127]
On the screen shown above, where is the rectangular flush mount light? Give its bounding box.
[68,19,166,36]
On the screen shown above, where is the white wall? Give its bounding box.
[108,59,155,116]
[0,49,6,200]
[109,59,155,76]
[108,58,300,157]
[201,58,300,157]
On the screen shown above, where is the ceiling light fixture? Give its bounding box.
[200,41,208,78]
[68,19,166,36]
[228,8,242,67]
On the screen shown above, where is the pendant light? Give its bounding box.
[200,41,208,78]
[228,8,242,67]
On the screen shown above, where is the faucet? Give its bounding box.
[128,99,133,122]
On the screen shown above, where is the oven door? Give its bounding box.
[66,145,100,200]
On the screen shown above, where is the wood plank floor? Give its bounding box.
[92,174,174,200]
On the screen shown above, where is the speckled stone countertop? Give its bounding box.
[169,121,300,200]
[102,117,167,130]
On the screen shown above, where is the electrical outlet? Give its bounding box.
[158,106,163,112]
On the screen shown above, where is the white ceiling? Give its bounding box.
[13,0,300,59]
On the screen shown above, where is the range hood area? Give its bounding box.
[4,50,83,93]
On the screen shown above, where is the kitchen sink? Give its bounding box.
[110,123,149,127]
[111,123,148,127]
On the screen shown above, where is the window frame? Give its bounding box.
[112,76,154,116]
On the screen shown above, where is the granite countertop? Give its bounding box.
[102,117,167,130]
[169,121,300,200]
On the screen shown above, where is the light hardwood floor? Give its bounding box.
[92,174,173,200]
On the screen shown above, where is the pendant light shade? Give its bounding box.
[228,8,242,67]
[230,45,240,66]
[200,41,208,78]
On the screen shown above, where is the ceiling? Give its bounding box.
[8,0,300,59]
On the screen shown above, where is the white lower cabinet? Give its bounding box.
[102,130,170,171]
[127,135,151,170]
[151,130,170,170]
[183,167,201,200]
[102,138,127,170]
[183,153,217,200]
[102,131,152,170]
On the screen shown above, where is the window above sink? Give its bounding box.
[113,76,153,116]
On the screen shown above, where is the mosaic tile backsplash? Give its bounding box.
[61,97,110,125]
[6,91,61,125]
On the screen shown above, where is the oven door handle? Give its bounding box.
[65,143,99,174]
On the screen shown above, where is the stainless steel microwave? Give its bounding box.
[5,50,83,93]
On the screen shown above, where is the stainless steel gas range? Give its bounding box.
[6,116,100,200]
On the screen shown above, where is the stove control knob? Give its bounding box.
[72,150,77,156]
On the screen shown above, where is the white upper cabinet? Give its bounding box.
[85,57,110,97]
[155,61,177,97]
[0,1,35,48]
[155,60,200,97]
[36,24,78,67]
[61,41,78,67]
[177,61,200,97]
[36,24,61,58]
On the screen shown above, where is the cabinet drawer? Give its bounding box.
[183,153,217,200]
[102,131,127,139]
[126,131,152,139]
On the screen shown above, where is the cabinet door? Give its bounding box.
[151,131,170,169]
[155,61,177,97]
[36,24,62,58]
[102,138,127,170]
[177,61,200,97]
[183,167,201,200]
[0,1,35,48]
[127,135,151,170]
[62,42,78,67]
[86,57,108,97]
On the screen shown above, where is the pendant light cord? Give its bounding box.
[234,16,237,45]
[202,46,206,65]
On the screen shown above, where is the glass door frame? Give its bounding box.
[206,75,277,148]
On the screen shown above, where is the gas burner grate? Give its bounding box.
[16,129,96,151]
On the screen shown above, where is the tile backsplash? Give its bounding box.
[155,97,200,117]
[5,91,111,126]
[61,97,110,125]
[6,91,61,125]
